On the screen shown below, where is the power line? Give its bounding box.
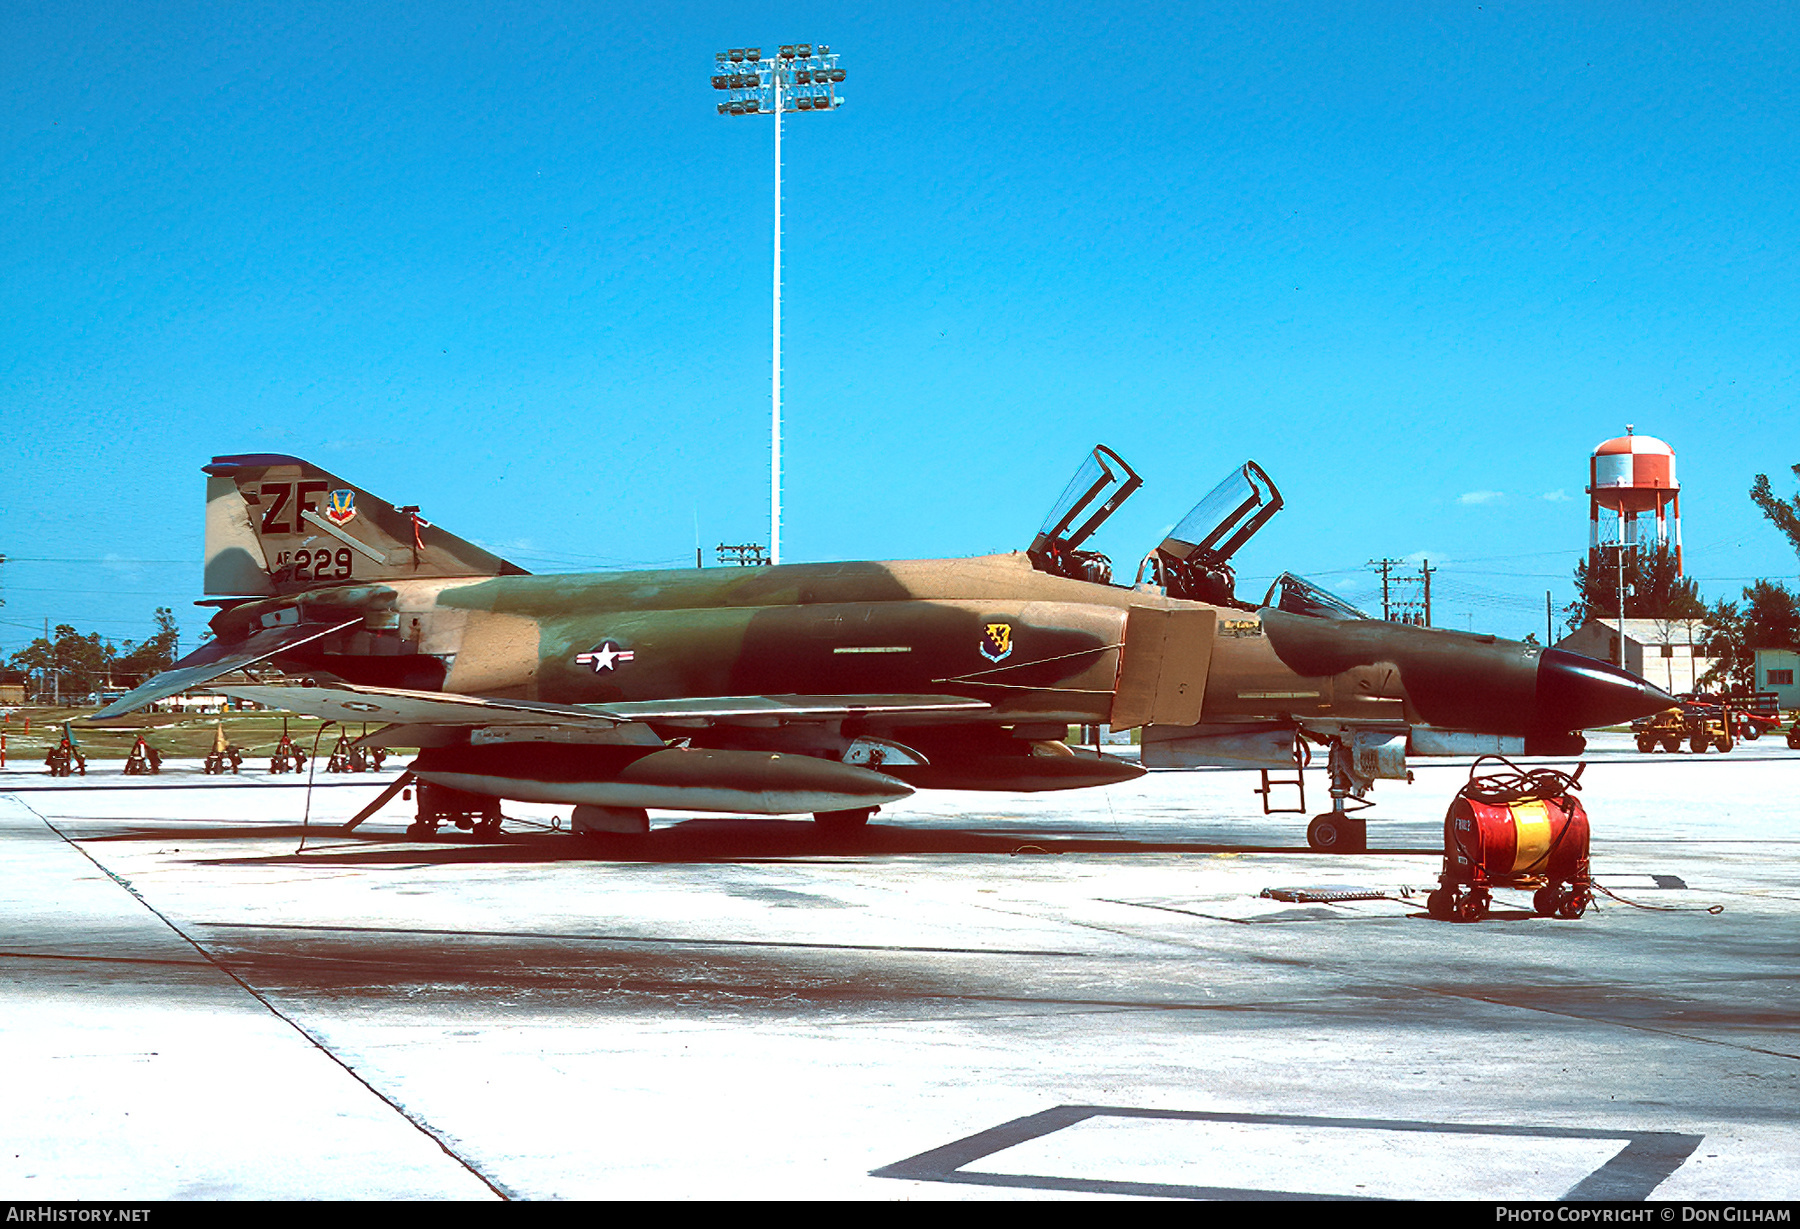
[2,557,192,565]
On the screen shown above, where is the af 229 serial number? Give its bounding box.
[273,548,354,583]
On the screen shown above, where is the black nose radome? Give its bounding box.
[1535,648,1675,732]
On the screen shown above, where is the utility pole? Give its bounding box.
[716,543,771,567]
[1368,558,1398,621]
[1615,529,1628,669]
[1370,557,1431,625]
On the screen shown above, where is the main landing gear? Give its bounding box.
[409,780,505,839]
[813,806,877,835]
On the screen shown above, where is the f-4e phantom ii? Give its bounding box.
[93,448,1673,852]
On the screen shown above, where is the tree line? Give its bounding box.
[2,608,180,702]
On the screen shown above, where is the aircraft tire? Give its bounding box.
[814,807,875,834]
[1305,814,1365,854]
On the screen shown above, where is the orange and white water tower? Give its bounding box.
[1589,425,1681,572]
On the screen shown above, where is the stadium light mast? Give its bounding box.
[711,43,846,565]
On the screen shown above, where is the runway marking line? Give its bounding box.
[872,1104,1703,1201]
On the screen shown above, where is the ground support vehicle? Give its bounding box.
[1633,708,1686,753]
[1682,706,1733,754]
[1427,758,1592,923]
[1634,703,1732,753]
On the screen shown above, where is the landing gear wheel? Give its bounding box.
[406,817,442,838]
[471,817,504,841]
[1555,887,1591,919]
[814,807,876,834]
[1306,813,1366,854]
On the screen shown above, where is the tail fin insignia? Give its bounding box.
[202,454,528,596]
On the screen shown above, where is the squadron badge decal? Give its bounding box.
[979,621,1014,663]
[324,489,358,526]
[575,641,636,672]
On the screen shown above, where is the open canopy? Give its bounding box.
[1157,461,1282,566]
[1030,445,1142,558]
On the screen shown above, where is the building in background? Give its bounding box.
[1556,618,1714,695]
[1753,648,1800,709]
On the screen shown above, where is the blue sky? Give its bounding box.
[4,1,1798,660]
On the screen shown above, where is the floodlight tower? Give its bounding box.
[711,43,846,565]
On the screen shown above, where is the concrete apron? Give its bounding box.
[0,794,500,1200]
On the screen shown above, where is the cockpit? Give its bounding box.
[1027,445,1367,619]
[1026,445,1142,586]
[1132,460,1281,606]
[1261,572,1370,620]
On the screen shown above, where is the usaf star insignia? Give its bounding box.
[575,641,636,672]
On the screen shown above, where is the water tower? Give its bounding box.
[1588,425,1681,573]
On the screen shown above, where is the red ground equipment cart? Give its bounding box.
[1427,757,1592,923]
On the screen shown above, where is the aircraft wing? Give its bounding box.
[212,681,990,730]
[88,618,364,721]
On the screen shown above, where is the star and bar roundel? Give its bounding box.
[575,641,636,672]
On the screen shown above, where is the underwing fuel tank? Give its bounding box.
[885,745,1145,792]
[411,744,912,815]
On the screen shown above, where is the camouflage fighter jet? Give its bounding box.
[92,448,1673,851]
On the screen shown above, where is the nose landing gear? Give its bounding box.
[1300,729,1407,853]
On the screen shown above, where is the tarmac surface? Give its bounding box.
[1,732,1795,1201]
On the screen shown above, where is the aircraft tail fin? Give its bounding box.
[202,454,529,596]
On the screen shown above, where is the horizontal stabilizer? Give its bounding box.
[88,618,362,720]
